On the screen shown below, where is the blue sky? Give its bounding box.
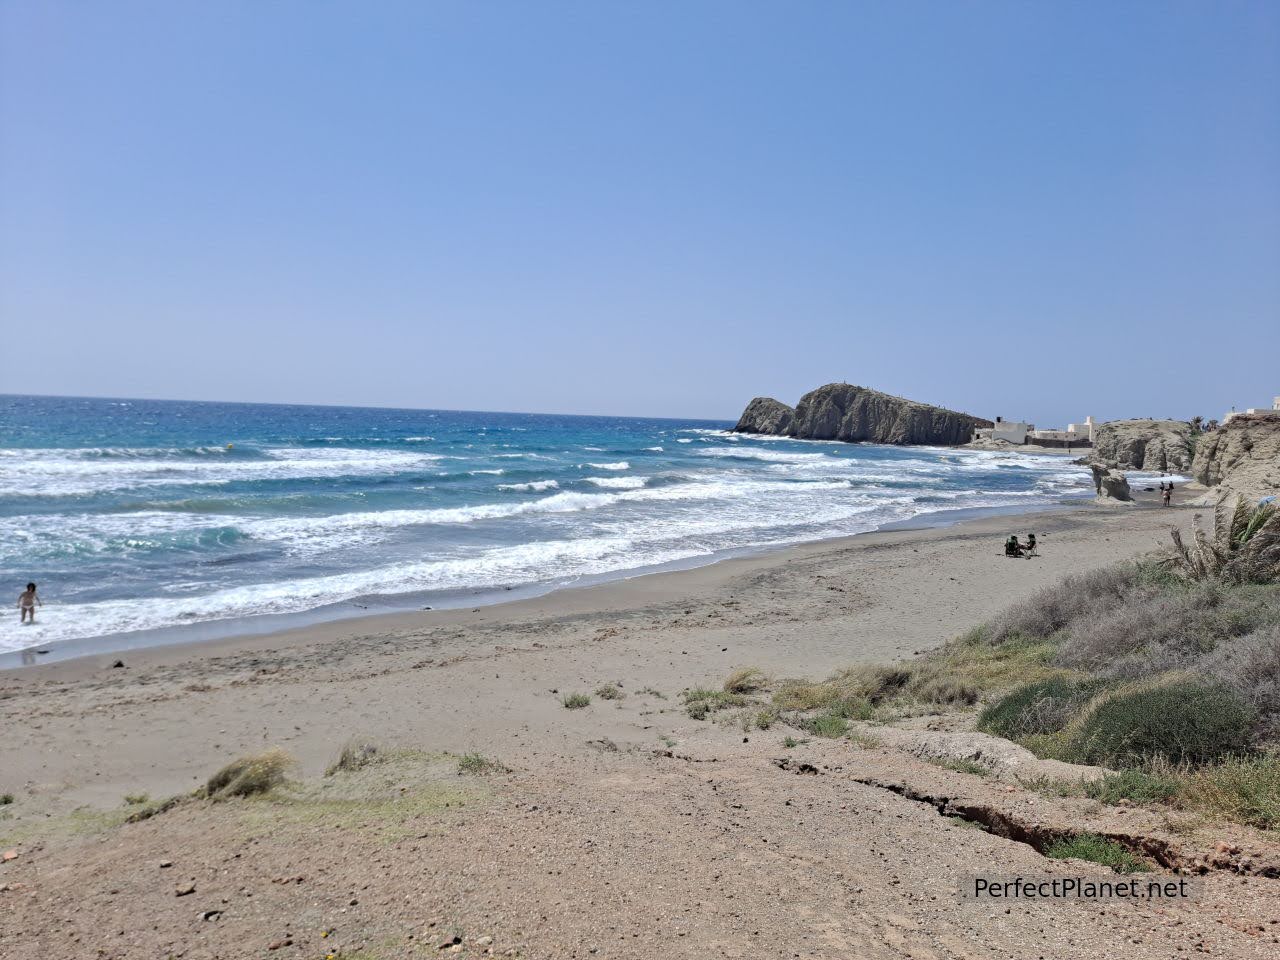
[2,1,1277,424]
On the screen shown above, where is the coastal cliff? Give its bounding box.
[1192,414,1280,501]
[733,383,991,446]
[1089,419,1194,472]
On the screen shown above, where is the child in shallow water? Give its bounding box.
[18,582,41,624]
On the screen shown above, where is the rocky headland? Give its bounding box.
[1089,419,1194,472]
[1192,414,1280,502]
[733,383,991,446]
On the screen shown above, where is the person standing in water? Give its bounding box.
[18,582,41,623]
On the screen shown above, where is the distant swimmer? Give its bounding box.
[18,582,41,624]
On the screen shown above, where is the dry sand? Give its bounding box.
[3,495,1277,958]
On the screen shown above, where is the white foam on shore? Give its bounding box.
[2,535,711,649]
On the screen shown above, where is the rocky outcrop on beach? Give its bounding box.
[733,397,795,435]
[1089,419,1194,472]
[1090,463,1133,502]
[1192,414,1280,502]
[732,383,991,446]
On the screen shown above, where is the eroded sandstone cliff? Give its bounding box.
[1192,414,1280,501]
[1090,420,1194,472]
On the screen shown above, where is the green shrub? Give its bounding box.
[562,693,591,710]
[805,708,850,739]
[1065,678,1256,766]
[1045,834,1149,873]
[1181,755,1280,830]
[683,687,746,720]
[1083,768,1180,806]
[978,676,1107,740]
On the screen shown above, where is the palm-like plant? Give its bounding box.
[1169,497,1280,584]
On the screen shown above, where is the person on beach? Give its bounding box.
[18,582,41,624]
[1004,535,1025,558]
[1162,483,1173,507]
[1025,533,1037,556]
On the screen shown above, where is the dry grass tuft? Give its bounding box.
[723,667,767,694]
[326,739,381,777]
[205,748,293,800]
[1177,755,1280,831]
[456,751,511,775]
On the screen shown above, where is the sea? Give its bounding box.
[1,394,1101,659]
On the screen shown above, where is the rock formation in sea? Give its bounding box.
[733,397,795,436]
[1089,419,1194,472]
[732,383,991,446]
[1192,414,1280,502]
[1089,463,1133,502]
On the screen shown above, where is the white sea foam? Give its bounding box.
[695,447,832,463]
[497,479,559,492]
[0,447,442,497]
[4,431,1099,653]
[584,476,649,490]
[2,535,713,648]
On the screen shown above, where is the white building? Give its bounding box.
[973,415,1094,445]
[1222,398,1280,425]
[973,418,1035,444]
[1066,416,1096,442]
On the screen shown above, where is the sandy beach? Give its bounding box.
[6,494,1277,959]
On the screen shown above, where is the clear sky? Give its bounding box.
[2,2,1277,425]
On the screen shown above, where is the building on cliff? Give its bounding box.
[1223,397,1280,425]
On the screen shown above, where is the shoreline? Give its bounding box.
[2,497,1092,672]
[2,495,1184,696]
[7,494,1249,960]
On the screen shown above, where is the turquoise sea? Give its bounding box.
[2,394,1101,657]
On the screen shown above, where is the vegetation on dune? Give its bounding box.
[965,549,1280,832]
[764,533,1279,831]
[456,751,511,775]
[1168,497,1280,584]
[1064,678,1256,767]
[723,666,767,694]
[205,748,293,801]
[594,683,625,701]
[326,739,382,777]
[683,687,747,720]
[561,692,591,710]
